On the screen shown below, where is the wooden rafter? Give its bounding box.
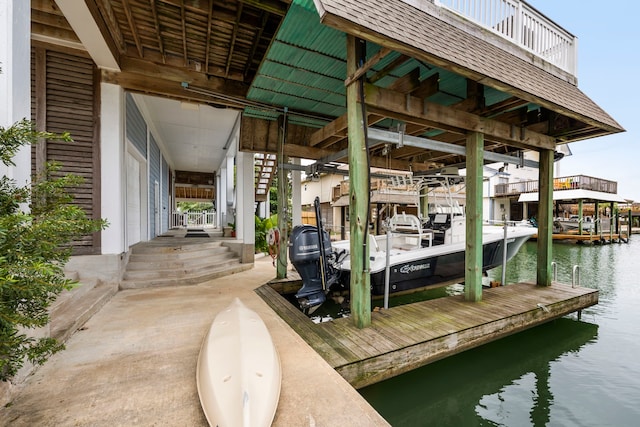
[149,0,166,63]
[368,54,410,84]
[244,13,268,79]
[225,4,243,78]
[205,1,213,74]
[121,0,143,58]
[180,0,188,67]
[344,47,391,87]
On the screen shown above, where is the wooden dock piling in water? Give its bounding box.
[256,282,598,388]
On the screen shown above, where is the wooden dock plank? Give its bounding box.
[257,282,598,389]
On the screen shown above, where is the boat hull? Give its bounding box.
[196,298,281,427]
[336,232,532,296]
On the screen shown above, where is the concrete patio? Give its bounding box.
[0,256,388,426]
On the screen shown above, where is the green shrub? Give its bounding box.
[0,119,106,380]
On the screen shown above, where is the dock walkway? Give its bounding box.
[257,282,598,389]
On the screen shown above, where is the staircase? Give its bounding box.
[120,236,253,289]
[49,273,118,343]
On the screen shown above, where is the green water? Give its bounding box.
[360,239,640,426]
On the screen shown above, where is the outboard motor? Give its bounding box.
[289,197,343,312]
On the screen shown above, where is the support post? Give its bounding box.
[465,132,484,301]
[629,209,632,241]
[537,149,554,286]
[578,199,584,234]
[420,184,429,220]
[346,35,371,328]
[595,201,600,234]
[276,114,289,279]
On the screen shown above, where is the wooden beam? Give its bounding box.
[110,56,249,97]
[242,0,290,16]
[243,13,268,79]
[537,149,554,286]
[368,54,410,84]
[364,83,556,150]
[148,0,166,63]
[344,47,391,87]
[84,0,124,62]
[204,0,213,74]
[121,0,143,57]
[387,67,420,94]
[276,114,288,279]
[346,35,371,328]
[465,132,483,302]
[412,73,440,99]
[180,0,188,67]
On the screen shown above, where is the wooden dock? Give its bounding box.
[256,282,598,389]
[532,233,628,244]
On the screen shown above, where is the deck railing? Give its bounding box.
[434,0,577,75]
[170,211,217,229]
[494,175,618,197]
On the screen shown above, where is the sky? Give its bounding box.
[530,0,640,201]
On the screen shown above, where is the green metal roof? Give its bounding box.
[245,0,519,126]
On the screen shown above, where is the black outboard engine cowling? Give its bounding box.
[289,224,340,310]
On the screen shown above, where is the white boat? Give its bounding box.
[196,298,281,427]
[289,174,537,311]
[554,215,594,233]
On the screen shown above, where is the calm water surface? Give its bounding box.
[360,239,640,426]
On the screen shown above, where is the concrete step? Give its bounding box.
[127,245,231,263]
[50,281,118,343]
[125,250,236,271]
[120,262,254,289]
[129,239,223,255]
[123,255,241,280]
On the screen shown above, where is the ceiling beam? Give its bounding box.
[54,0,120,70]
[364,83,556,150]
[367,128,539,168]
[117,56,249,95]
[148,0,166,63]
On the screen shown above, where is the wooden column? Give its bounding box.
[578,199,584,234]
[595,201,600,234]
[276,114,289,279]
[537,149,554,286]
[465,132,483,302]
[346,35,371,328]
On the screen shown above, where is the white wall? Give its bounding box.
[301,174,345,205]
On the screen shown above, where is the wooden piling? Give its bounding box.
[346,35,371,328]
[537,149,554,286]
[465,132,483,301]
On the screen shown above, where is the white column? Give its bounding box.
[226,155,235,224]
[100,83,126,254]
[236,149,255,245]
[219,163,228,227]
[291,158,302,227]
[0,0,31,185]
[215,171,222,227]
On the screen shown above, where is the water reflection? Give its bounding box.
[360,318,598,426]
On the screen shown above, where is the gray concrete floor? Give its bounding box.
[0,256,389,426]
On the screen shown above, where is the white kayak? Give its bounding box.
[196,298,281,427]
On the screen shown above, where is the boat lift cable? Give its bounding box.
[359,39,370,275]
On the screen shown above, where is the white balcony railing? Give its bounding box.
[434,0,577,75]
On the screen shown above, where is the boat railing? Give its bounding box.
[388,213,433,249]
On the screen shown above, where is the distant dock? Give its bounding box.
[532,232,630,244]
[257,282,598,388]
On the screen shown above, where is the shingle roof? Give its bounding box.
[314,0,623,134]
